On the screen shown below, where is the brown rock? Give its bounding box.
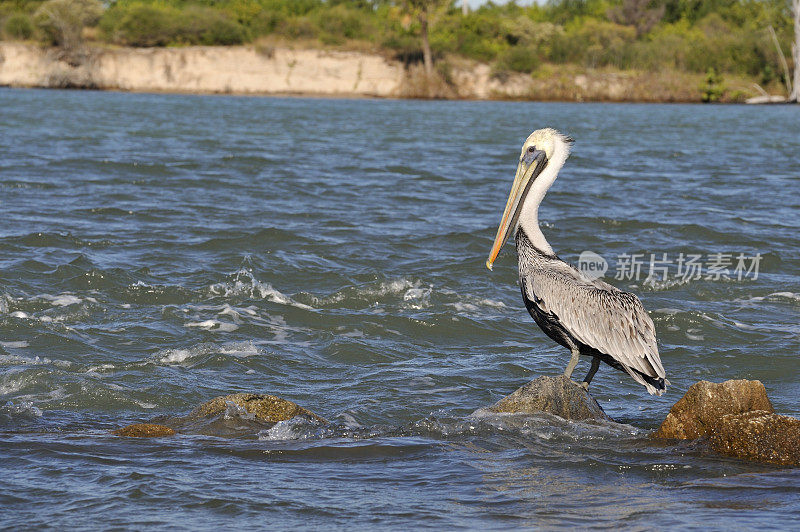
[189,393,325,424]
[488,375,611,422]
[708,411,800,466]
[653,379,774,439]
[113,423,176,438]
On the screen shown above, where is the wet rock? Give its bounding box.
[488,375,611,422]
[708,411,800,466]
[113,423,176,438]
[654,379,774,439]
[654,379,799,467]
[189,393,326,424]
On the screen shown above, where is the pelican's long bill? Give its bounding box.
[485,149,547,270]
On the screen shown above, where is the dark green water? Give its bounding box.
[1,88,798,529]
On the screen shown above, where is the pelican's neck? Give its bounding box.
[516,141,569,256]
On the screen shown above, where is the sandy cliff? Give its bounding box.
[0,42,716,102]
[0,43,404,96]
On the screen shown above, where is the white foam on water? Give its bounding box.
[403,287,430,300]
[217,305,243,323]
[767,291,800,302]
[450,298,507,314]
[219,341,261,357]
[159,348,194,364]
[739,292,800,305]
[379,279,415,295]
[185,320,239,332]
[0,377,26,396]
[156,341,261,364]
[0,341,29,349]
[403,286,432,309]
[478,298,507,308]
[258,416,322,441]
[38,294,83,307]
[223,400,256,421]
[442,288,508,316]
[1,400,42,418]
[208,269,313,310]
[452,302,479,313]
[321,278,416,306]
[9,311,29,319]
[86,363,115,375]
[0,353,71,369]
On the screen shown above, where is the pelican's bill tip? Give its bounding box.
[485,259,494,271]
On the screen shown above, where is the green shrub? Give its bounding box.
[276,16,318,40]
[495,46,540,73]
[182,7,248,46]
[571,19,636,68]
[110,4,247,47]
[701,67,725,102]
[115,4,178,47]
[4,12,35,40]
[314,5,366,41]
[248,10,285,37]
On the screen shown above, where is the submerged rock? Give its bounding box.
[654,379,774,439]
[488,375,611,422]
[709,411,800,466]
[189,393,326,424]
[654,379,799,467]
[113,423,176,438]
[115,393,324,438]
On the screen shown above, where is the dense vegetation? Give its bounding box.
[0,0,795,88]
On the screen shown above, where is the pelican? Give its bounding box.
[486,128,667,395]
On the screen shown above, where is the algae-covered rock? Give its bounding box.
[113,423,176,438]
[708,411,800,467]
[488,375,611,422]
[189,393,325,424]
[654,379,774,439]
[653,379,799,467]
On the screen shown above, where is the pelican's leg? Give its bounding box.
[581,358,601,390]
[563,347,581,379]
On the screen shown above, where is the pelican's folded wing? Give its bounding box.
[523,264,666,394]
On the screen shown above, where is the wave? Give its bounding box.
[254,410,641,444]
[155,340,262,365]
[0,400,42,425]
[207,269,313,310]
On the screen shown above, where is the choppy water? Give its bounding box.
[1,88,799,529]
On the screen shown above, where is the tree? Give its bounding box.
[607,0,665,37]
[792,0,800,101]
[402,0,450,78]
[34,0,103,53]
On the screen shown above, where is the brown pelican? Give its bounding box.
[486,128,667,395]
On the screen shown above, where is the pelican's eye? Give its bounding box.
[527,146,536,153]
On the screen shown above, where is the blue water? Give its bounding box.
[1,88,799,529]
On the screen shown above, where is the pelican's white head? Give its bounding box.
[486,128,573,270]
